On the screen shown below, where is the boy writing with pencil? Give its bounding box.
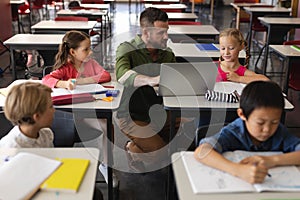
[194,81,300,184]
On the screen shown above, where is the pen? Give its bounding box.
[103,85,114,89]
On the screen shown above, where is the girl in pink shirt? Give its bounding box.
[42,30,116,186]
[42,30,111,89]
[216,28,268,83]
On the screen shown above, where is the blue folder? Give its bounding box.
[195,43,219,51]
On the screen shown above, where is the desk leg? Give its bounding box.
[283,58,291,95]
[236,7,240,30]
[107,113,114,200]
[247,13,254,54]
[262,27,289,75]
[10,48,17,80]
[210,0,214,20]
[166,111,179,200]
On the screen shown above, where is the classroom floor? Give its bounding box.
[1,2,300,200]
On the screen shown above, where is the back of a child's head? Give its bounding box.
[68,0,80,9]
[4,82,52,125]
[54,30,90,69]
[240,81,284,119]
[219,28,250,67]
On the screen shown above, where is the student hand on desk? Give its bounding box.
[56,79,77,90]
[240,155,276,169]
[235,162,269,184]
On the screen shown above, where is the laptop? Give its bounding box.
[158,62,218,96]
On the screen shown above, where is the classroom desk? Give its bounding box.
[257,17,300,75]
[80,3,110,11]
[0,148,99,200]
[163,81,294,200]
[167,42,246,62]
[168,25,219,43]
[56,9,109,38]
[144,3,187,11]
[166,12,198,21]
[0,80,124,200]
[230,2,268,29]
[31,20,98,34]
[171,152,300,200]
[3,34,64,80]
[243,6,290,53]
[269,44,300,94]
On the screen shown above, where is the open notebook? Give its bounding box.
[0,152,61,200]
[181,151,300,194]
[51,83,107,97]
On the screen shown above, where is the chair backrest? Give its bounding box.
[0,111,13,140]
[43,66,53,77]
[194,123,227,148]
[161,9,182,13]
[168,20,201,25]
[55,16,89,21]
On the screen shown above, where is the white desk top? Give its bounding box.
[80,3,110,10]
[230,2,268,8]
[172,152,300,200]
[244,6,290,13]
[0,148,99,200]
[3,34,64,46]
[57,9,108,16]
[10,0,25,4]
[258,17,300,25]
[168,25,219,35]
[144,3,187,9]
[269,45,300,57]
[0,80,124,111]
[167,42,246,59]
[163,82,294,111]
[31,20,97,30]
[143,0,180,2]
[166,12,198,20]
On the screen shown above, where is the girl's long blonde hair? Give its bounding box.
[53,30,90,70]
[219,28,250,68]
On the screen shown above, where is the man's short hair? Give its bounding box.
[140,7,169,28]
[240,81,284,119]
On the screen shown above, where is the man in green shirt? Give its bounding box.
[115,7,177,172]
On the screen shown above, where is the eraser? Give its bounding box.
[106,90,119,97]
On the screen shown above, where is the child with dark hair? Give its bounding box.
[194,81,300,184]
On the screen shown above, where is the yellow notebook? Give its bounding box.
[40,158,90,193]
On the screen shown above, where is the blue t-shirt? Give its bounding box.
[199,118,300,153]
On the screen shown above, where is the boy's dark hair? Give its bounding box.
[68,1,80,9]
[240,81,284,119]
[140,7,169,28]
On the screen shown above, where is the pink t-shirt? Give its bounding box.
[42,59,111,88]
[216,62,247,82]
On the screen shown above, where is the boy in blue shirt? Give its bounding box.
[194,81,300,184]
